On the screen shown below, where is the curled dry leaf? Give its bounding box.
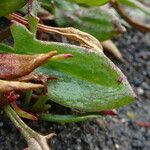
[0,80,44,92]
[39,26,103,51]
[9,13,103,51]
[0,51,57,79]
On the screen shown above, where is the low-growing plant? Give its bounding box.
[0,0,149,149]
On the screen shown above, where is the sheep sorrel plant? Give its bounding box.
[0,0,149,149]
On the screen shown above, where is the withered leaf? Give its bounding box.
[0,80,44,92]
[0,51,57,79]
[9,14,103,51]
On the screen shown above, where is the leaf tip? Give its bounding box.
[64,54,73,58]
[100,109,118,116]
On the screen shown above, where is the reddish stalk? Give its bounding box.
[111,0,150,32]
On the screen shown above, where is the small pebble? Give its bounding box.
[121,118,127,123]
[137,87,144,95]
[126,112,135,119]
[0,122,3,127]
[115,144,120,149]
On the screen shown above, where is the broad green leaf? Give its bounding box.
[119,0,150,15]
[54,0,126,41]
[0,0,27,16]
[0,23,135,112]
[66,0,110,6]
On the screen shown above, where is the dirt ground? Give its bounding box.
[0,17,150,150]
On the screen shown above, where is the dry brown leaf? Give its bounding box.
[25,133,55,150]
[0,80,44,92]
[39,26,103,51]
[0,51,57,79]
[9,13,103,51]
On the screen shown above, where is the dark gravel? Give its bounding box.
[0,19,150,150]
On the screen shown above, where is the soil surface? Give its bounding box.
[0,17,150,150]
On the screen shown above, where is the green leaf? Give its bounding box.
[37,0,53,11]
[66,0,110,6]
[0,44,14,53]
[27,14,39,35]
[119,0,150,15]
[24,90,33,108]
[0,23,135,112]
[0,0,27,16]
[32,95,51,112]
[39,113,102,123]
[54,0,126,41]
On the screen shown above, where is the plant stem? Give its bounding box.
[24,90,33,108]
[32,95,50,112]
[4,105,55,150]
[4,105,31,138]
[111,0,150,32]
